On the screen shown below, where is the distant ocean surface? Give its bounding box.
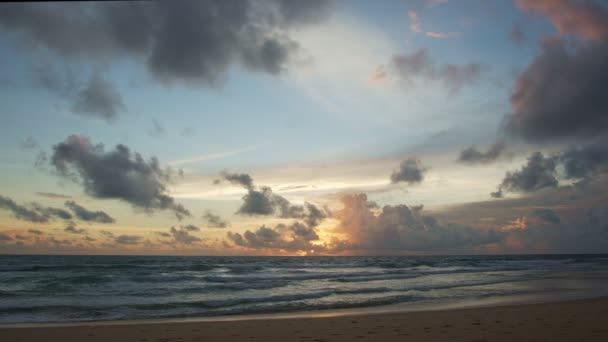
[2,254,608,324]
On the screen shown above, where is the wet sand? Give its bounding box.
[2,297,608,341]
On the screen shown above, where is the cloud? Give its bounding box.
[504,37,608,142]
[64,223,87,235]
[532,208,561,224]
[169,144,263,166]
[202,210,229,228]
[148,119,166,138]
[100,230,114,238]
[408,10,422,32]
[490,190,503,199]
[0,1,334,85]
[495,141,608,196]
[227,221,321,253]
[34,205,73,220]
[84,236,96,242]
[407,7,461,39]
[114,234,143,245]
[217,171,255,190]
[217,171,329,222]
[390,157,426,184]
[0,194,72,223]
[220,171,332,253]
[50,135,190,220]
[425,31,463,39]
[389,48,486,94]
[31,65,124,122]
[495,152,558,194]
[0,233,12,241]
[559,140,608,179]
[458,142,506,164]
[35,192,71,199]
[70,72,124,121]
[20,137,39,150]
[333,193,504,252]
[28,229,44,235]
[437,63,485,93]
[439,184,608,253]
[65,201,115,223]
[168,226,201,245]
[509,23,526,44]
[516,0,608,41]
[237,186,276,215]
[182,224,200,232]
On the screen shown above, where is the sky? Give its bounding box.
[1,0,608,256]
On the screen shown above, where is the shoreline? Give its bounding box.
[1,292,606,328]
[2,297,608,341]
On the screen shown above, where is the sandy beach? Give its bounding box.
[2,298,608,342]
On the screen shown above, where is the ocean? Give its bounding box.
[1,254,608,324]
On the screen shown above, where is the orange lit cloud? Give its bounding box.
[407,7,462,39]
[408,10,422,32]
[517,0,608,40]
[500,216,527,231]
[369,65,388,85]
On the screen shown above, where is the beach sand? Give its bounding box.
[2,298,608,341]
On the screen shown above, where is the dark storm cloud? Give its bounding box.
[0,233,13,241]
[0,1,334,85]
[64,223,87,235]
[458,142,506,164]
[504,37,608,142]
[65,201,115,223]
[494,141,608,196]
[35,192,71,199]
[390,158,426,184]
[496,152,558,194]
[50,135,190,220]
[202,210,229,228]
[533,208,561,224]
[558,141,608,179]
[390,48,486,94]
[70,72,124,121]
[114,234,143,245]
[0,194,72,223]
[334,193,504,252]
